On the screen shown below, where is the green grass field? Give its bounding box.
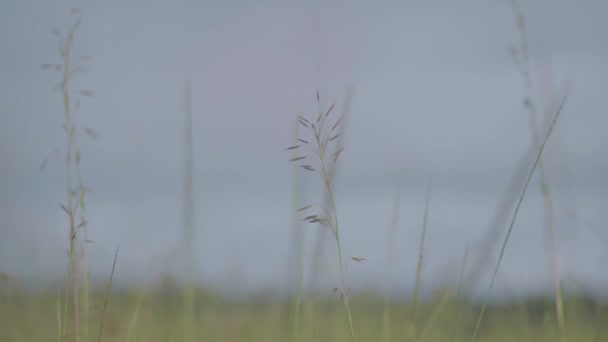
[1,287,607,342]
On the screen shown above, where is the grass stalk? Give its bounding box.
[288,91,356,341]
[44,8,94,341]
[321,127,355,342]
[75,135,91,341]
[509,1,565,337]
[98,246,119,342]
[408,181,431,342]
[470,95,568,342]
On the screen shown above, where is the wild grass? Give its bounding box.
[42,7,95,342]
[1,289,607,342]
[509,0,566,338]
[98,246,119,342]
[408,182,432,342]
[287,91,357,341]
[471,95,569,342]
[3,2,604,342]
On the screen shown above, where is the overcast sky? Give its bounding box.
[1,0,607,300]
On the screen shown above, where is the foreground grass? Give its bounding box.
[1,289,606,342]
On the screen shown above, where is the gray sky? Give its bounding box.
[1,0,607,299]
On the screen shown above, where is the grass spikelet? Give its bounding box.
[287,91,357,342]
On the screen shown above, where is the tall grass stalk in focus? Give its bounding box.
[288,91,356,341]
[43,7,95,341]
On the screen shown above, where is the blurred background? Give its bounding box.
[0,0,607,340]
[1,0,607,298]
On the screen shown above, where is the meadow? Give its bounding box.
[2,1,607,342]
[1,286,608,341]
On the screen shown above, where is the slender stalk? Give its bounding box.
[471,95,568,342]
[61,29,81,342]
[289,92,356,341]
[509,1,565,337]
[46,11,93,341]
[408,181,431,342]
[319,140,355,342]
[98,246,119,342]
[75,146,90,340]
